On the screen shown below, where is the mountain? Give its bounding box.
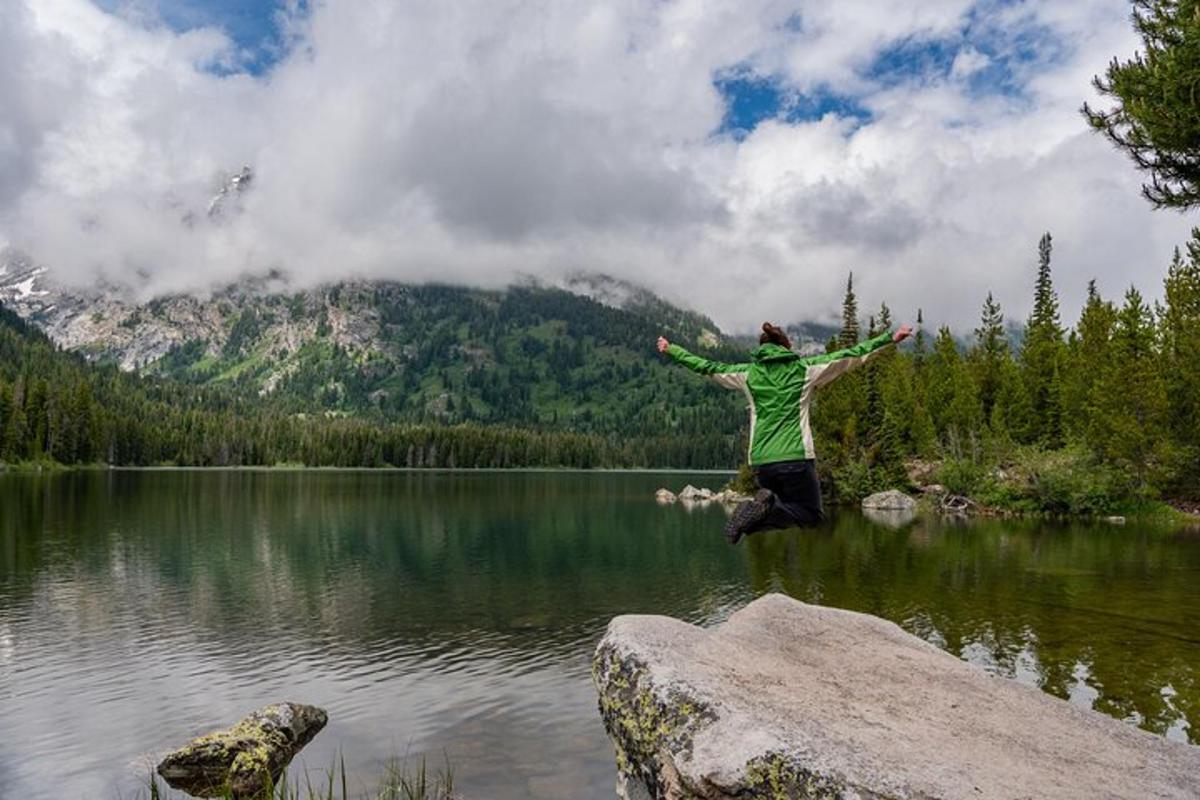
[0,253,751,443]
[0,297,740,469]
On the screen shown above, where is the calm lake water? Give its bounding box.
[0,470,1198,799]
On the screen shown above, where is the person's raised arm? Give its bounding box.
[656,336,750,388]
[803,325,912,390]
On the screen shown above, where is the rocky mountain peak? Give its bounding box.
[207,165,254,220]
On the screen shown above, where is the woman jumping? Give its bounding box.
[657,321,912,544]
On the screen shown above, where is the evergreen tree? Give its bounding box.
[839,273,860,348]
[1161,234,1200,494]
[903,310,937,456]
[1088,287,1172,493]
[926,327,981,447]
[913,309,928,368]
[1061,280,1117,442]
[970,292,1009,422]
[1083,0,1200,208]
[877,302,893,332]
[1020,233,1066,446]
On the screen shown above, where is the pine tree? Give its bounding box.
[913,309,928,368]
[1161,233,1200,494]
[926,327,981,446]
[970,292,1009,422]
[1061,280,1117,442]
[1020,233,1066,446]
[1083,0,1200,209]
[877,302,893,332]
[1088,287,1172,493]
[840,273,860,348]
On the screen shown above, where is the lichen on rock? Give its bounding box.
[156,702,327,798]
[593,645,714,798]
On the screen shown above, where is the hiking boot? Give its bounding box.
[724,489,773,545]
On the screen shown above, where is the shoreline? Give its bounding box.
[0,462,738,475]
[3,462,1195,526]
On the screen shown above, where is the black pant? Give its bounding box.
[749,459,826,534]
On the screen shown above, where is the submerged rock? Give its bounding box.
[655,488,678,504]
[592,594,1200,800]
[157,702,328,798]
[861,489,916,511]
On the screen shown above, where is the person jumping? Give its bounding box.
[657,321,912,544]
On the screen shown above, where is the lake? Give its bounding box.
[0,470,1197,799]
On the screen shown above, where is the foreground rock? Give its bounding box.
[861,489,916,511]
[593,595,1200,800]
[157,703,328,798]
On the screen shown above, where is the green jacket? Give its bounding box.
[666,332,895,466]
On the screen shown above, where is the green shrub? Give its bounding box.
[936,457,987,496]
[725,462,757,495]
[984,446,1130,515]
[828,459,894,503]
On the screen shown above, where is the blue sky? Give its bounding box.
[103,1,1054,134]
[714,8,1064,138]
[96,0,304,74]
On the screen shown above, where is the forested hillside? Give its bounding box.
[146,282,749,440]
[0,265,763,440]
[0,301,743,469]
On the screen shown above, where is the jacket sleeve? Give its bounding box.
[665,344,750,390]
[802,332,894,390]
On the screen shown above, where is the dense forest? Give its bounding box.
[0,300,741,470]
[131,281,760,440]
[808,229,1200,512]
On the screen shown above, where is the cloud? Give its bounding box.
[0,0,1193,332]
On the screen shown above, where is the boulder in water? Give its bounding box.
[157,702,328,798]
[861,489,916,511]
[655,488,677,504]
[593,594,1200,800]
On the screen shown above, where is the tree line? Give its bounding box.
[807,230,1200,510]
[0,304,737,470]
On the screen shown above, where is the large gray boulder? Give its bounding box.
[861,489,916,511]
[157,702,328,798]
[592,594,1200,800]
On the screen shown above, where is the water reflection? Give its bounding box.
[0,470,1197,800]
[743,512,1200,743]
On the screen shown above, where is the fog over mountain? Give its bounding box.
[0,0,1193,333]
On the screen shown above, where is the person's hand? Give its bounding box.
[893,324,914,343]
[657,336,670,353]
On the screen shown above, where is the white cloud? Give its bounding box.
[950,47,990,80]
[0,0,1193,333]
